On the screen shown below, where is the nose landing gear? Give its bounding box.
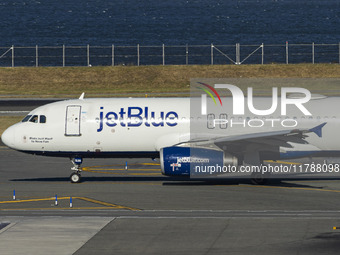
[70,157,82,183]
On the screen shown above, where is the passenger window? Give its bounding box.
[40,115,46,123]
[22,115,32,122]
[29,115,39,123]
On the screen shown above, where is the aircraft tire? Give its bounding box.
[70,173,81,183]
[250,172,270,185]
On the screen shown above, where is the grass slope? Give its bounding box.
[1,64,340,135]
[0,64,339,97]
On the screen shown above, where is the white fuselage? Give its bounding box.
[2,97,340,159]
[2,98,189,157]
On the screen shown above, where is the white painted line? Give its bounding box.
[0,111,29,114]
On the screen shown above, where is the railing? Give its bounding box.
[0,43,339,67]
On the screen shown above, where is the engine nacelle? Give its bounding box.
[160,146,238,177]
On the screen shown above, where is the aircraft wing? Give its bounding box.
[179,122,327,157]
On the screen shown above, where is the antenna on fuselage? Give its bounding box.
[79,92,85,100]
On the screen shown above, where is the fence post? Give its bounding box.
[211,44,214,65]
[185,44,189,65]
[236,43,240,64]
[286,41,289,64]
[312,42,315,64]
[137,44,140,66]
[261,43,264,65]
[63,45,65,67]
[112,44,115,66]
[186,44,188,65]
[11,45,14,67]
[36,45,38,67]
[87,44,90,66]
[162,44,165,65]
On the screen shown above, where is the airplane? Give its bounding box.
[0,92,337,184]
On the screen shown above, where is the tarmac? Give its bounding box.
[2,99,340,254]
[1,148,340,254]
[0,98,61,117]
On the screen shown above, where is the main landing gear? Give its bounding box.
[70,157,83,183]
[250,172,270,185]
[244,149,270,185]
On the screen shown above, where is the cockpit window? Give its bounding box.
[22,115,32,122]
[29,115,39,123]
[40,115,46,123]
[22,114,47,124]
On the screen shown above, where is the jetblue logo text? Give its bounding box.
[97,107,178,132]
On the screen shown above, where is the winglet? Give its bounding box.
[309,122,327,138]
[79,92,85,100]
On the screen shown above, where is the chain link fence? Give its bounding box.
[0,43,339,67]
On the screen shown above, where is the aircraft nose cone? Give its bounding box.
[1,126,15,148]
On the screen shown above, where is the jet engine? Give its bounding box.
[160,146,238,177]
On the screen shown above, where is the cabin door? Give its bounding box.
[65,105,81,136]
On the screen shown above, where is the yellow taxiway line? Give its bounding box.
[264,160,302,165]
[82,168,160,171]
[0,196,141,211]
[77,197,141,211]
[0,207,118,211]
[81,163,162,176]
[82,170,162,176]
[0,197,69,204]
[241,184,340,194]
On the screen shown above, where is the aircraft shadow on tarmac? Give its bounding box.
[9,176,337,189]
